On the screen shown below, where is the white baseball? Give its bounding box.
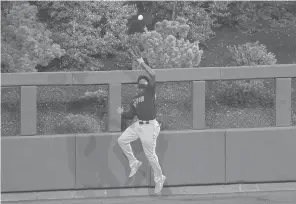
[138,15,143,20]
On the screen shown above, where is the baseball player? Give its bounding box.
[116,49,166,195]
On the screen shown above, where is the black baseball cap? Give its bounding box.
[137,75,149,84]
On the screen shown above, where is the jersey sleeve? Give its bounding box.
[146,74,156,93]
[140,62,156,89]
[121,103,137,120]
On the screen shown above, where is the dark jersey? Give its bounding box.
[122,76,156,121]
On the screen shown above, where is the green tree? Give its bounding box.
[220,1,296,33]
[133,17,203,69]
[1,1,65,73]
[135,1,230,42]
[227,42,277,66]
[210,42,277,107]
[34,1,137,71]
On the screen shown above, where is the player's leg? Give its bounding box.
[118,123,142,177]
[138,121,166,194]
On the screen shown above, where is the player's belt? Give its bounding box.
[139,119,156,124]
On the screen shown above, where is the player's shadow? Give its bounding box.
[113,138,149,188]
[153,129,172,196]
[84,135,96,157]
[79,134,121,193]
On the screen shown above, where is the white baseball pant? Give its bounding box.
[117,119,163,183]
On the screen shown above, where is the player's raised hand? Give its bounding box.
[116,106,124,115]
[127,48,136,60]
[128,46,142,60]
[137,57,144,64]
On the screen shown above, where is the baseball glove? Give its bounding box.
[127,46,142,61]
[128,46,144,70]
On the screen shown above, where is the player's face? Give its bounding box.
[137,79,148,93]
[139,79,148,85]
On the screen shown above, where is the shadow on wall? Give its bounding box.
[154,131,172,195]
[114,139,150,188]
[76,135,123,191]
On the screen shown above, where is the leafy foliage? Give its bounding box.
[55,114,104,134]
[139,1,230,42]
[34,1,137,71]
[211,42,277,107]
[70,89,108,109]
[2,1,293,73]
[179,1,230,42]
[219,1,296,33]
[133,17,203,69]
[1,1,65,73]
[227,41,277,66]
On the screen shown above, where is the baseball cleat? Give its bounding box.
[129,161,142,178]
[154,175,166,195]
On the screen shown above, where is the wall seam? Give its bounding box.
[72,73,77,189]
[224,129,227,183]
[74,134,77,189]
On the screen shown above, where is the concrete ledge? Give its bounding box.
[2,182,296,202]
[2,64,296,86]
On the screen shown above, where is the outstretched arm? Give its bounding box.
[137,58,156,86]
[128,47,156,86]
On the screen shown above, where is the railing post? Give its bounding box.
[276,78,292,126]
[21,86,37,135]
[108,83,122,132]
[192,81,206,129]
